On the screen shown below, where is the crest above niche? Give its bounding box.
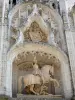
[21,4,49,43]
[24,21,48,42]
[11,4,50,43]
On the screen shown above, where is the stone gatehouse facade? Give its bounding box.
[0,0,75,100]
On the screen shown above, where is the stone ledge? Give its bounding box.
[0,96,8,100]
[72,96,75,100]
[12,94,64,100]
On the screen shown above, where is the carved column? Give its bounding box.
[68,10,75,100]
[59,0,75,98]
[0,0,9,94]
[59,0,67,15]
[62,8,75,100]
[0,1,3,94]
[9,0,13,9]
[73,13,75,27]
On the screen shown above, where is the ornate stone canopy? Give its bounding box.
[9,2,66,52]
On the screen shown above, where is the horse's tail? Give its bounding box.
[18,76,23,93]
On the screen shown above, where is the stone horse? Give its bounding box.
[18,65,59,95]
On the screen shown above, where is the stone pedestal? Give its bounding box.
[15,95,63,100]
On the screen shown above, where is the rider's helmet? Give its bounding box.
[33,56,39,69]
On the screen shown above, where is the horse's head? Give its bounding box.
[41,65,54,75]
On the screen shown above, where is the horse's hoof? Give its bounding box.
[48,94,53,96]
[36,93,39,95]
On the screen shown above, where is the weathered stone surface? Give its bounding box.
[0,0,75,100]
[9,95,64,100]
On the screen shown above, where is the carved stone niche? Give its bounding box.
[12,51,61,97]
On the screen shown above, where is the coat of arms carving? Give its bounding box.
[24,21,47,42]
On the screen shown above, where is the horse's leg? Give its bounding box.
[30,84,39,95]
[53,79,59,87]
[49,77,59,87]
[40,85,48,92]
[40,85,48,94]
[40,85,53,95]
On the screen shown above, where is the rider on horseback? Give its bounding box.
[32,56,44,84]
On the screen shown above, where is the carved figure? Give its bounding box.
[18,57,59,95]
[32,56,42,76]
[48,28,57,46]
[11,29,24,47]
[32,4,39,15]
[25,22,47,42]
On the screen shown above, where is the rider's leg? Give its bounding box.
[30,84,39,95]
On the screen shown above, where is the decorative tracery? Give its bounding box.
[10,3,62,48]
